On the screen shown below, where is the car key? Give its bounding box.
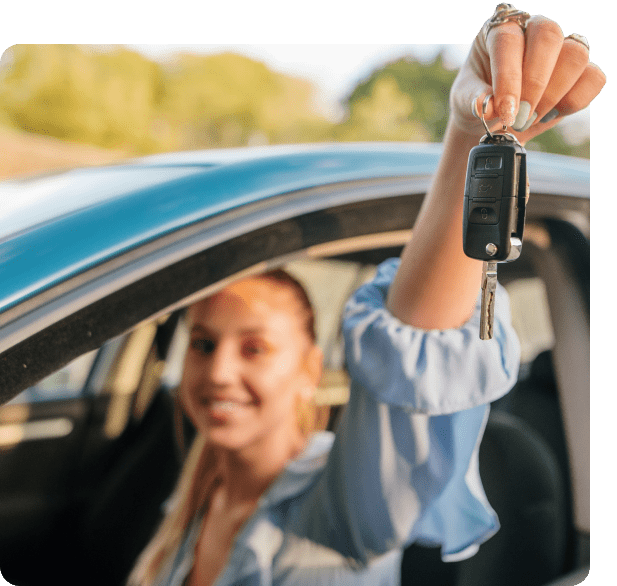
[463,95,529,339]
[480,260,497,340]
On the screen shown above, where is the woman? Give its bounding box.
[129,6,605,586]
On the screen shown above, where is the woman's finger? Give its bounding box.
[545,62,606,119]
[485,20,526,127]
[513,15,564,131]
[533,34,590,123]
[512,61,605,143]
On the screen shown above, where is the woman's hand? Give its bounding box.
[449,6,605,144]
[388,5,605,330]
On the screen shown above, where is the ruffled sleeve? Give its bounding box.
[342,257,520,414]
[295,258,521,565]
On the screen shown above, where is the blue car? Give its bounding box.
[0,143,590,586]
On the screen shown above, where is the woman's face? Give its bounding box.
[179,276,321,453]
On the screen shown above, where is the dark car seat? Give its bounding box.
[491,350,573,512]
[402,411,568,586]
[455,410,568,585]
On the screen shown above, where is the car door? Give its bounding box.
[0,349,100,551]
[0,322,184,586]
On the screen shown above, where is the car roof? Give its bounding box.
[0,142,589,315]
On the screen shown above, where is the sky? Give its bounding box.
[123,42,595,140]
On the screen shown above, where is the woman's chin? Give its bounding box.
[195,407,258,450]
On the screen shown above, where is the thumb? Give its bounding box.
[449,66,495,136]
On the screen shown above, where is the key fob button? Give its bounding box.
[470,175,502,199]
[468,202,500,224]
[475,155,503,171]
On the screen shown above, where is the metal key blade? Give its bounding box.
[480,261,498,340]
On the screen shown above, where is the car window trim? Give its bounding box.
[0,187,588,402]
[0,176,431,356]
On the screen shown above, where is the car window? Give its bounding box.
[6,349,99,405]
[504,276,555,365]
[4,261,555,412]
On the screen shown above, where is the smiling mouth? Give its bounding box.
[199,398,252,413]
[209,400,243,412]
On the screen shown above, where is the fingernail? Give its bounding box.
[512,101,532,131]
[540,109,559,123]
[519,111,538,132]
[497,95,517,127]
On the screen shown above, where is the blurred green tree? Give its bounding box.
[0,45,168,154]
[0,46,333,153]
[159,51,331,149]
[335,51,590,157]
[335,53,456,142]
[0,45,590,158]
[333,76,431,142]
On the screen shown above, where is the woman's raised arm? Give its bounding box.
[386,6,605,330]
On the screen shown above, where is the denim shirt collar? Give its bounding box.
[258,431,334,507]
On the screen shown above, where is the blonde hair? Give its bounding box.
[127,271,329,586]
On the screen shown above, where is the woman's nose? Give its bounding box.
[207,342,239,385]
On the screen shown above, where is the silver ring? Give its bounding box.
[483,3,530,43]
[471,94,496,137]
[471,94,492,119]
[566,33,590,50]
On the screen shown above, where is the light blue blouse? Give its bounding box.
[155,258,521,586]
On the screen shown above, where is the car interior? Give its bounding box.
[0,195,589,586]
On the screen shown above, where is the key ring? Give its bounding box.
[478,94,523,147]
[480,94,493,139]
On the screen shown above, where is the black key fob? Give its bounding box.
[463,132,528,262]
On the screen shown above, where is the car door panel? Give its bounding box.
[0,397,91,548]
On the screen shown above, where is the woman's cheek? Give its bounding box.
[250,356,299,399]
[178,385,196,424]
[178,371,203,425]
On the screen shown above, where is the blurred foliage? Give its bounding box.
[158,51,331,149]
[333,76,432,142]
[0,44,590,159]
[0,45,167,153]
[338,51,589,157]
[337,53,455,142]
[0,45,331,155]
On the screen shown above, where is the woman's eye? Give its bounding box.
[190,339,215,355]
[241,341,268,358]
